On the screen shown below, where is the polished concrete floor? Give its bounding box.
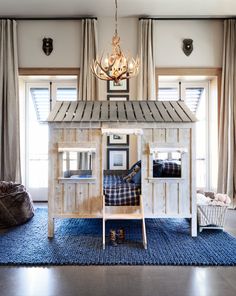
[0,205,236,296]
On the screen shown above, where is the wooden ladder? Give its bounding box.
[102,194,147,250]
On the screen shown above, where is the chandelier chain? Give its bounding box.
[115,0,118,35]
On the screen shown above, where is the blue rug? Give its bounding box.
[0,208,236,266]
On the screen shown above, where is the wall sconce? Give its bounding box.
[42,38,53,56]
[182,39,193,56]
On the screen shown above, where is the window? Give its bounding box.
[149,145,184,179]
[54,82,77,102]
[63,151,93,173]
[30,88,50,123]
[29,80,77,123]
[58,144,96,181]
[158,77,218,191]
[158,82,204,114]
[56,87,77,101]
[157,84,179,101]
[25,83,50,201]
[185,87,204,114]
[20,76,77,201]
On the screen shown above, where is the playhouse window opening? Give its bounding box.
[61,150,95,179]
[152,151,182,178]
[103,130,142,207]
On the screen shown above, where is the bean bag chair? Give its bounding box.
[0,181,34,227]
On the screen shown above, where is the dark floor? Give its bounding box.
[0,204,236,296]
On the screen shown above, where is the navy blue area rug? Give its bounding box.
[0,208,236,266]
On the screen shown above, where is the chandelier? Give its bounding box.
[91,0,139,84]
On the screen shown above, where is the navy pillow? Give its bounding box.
[131,169,141,184]
[128,160,141,174]
[124,165,140,182]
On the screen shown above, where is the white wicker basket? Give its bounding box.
[197,205,228,231]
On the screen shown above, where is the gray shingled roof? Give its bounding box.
[47,100,197,123]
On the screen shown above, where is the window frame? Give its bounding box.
[25,81,50,187]
[20,76,78,201]
[156,68,221,191]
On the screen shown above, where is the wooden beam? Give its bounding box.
[19,67,80,76]
[156,67,222,77]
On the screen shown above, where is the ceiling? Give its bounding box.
[0,0,235,18]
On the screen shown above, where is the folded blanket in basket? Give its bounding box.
[197,192,231,207]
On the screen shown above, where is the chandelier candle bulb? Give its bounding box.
[129,62,134,71]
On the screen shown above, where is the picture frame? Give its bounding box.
[107,148,129,170]
[107,134,129,146]
[107,95,129,101]
[107,79,129,93]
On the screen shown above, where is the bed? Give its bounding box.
[103,174,141,206]
[103,159,181,207]
[48,100,197,243]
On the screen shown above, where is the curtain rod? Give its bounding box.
[0,16,97,21]
[1,16,234,21]
[139,16,236,20]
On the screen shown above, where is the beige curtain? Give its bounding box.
[0,20,21,182]
[78,18,99,101]
[217,19,236,207]
[137,19,156,100]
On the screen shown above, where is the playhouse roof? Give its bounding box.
[47,100,197,123]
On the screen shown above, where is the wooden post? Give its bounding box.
[102,195,106,250]
[48,125,55,237]
[102,133,106,249]
[48,217,54,238]
[190,125,197,237]
[140,195,147,249]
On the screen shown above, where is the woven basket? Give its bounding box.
[197,205,228,227]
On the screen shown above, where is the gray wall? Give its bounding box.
[18,17,224,99]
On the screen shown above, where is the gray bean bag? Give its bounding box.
[0,181,34,227]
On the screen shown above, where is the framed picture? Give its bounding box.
[107,79,129,93]
[107,95,129,101]
[107,148,129,170]
[107,134,129,146]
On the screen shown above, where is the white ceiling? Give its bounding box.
[0,0,235,18]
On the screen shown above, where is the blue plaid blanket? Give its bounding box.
[162,161,181,177]
[153,160,181,178]
[103,175,140,206]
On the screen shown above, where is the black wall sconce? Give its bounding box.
[182,39,193,56]
[42,37,53,56]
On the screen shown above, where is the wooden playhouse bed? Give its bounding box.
[47,100,197,248]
